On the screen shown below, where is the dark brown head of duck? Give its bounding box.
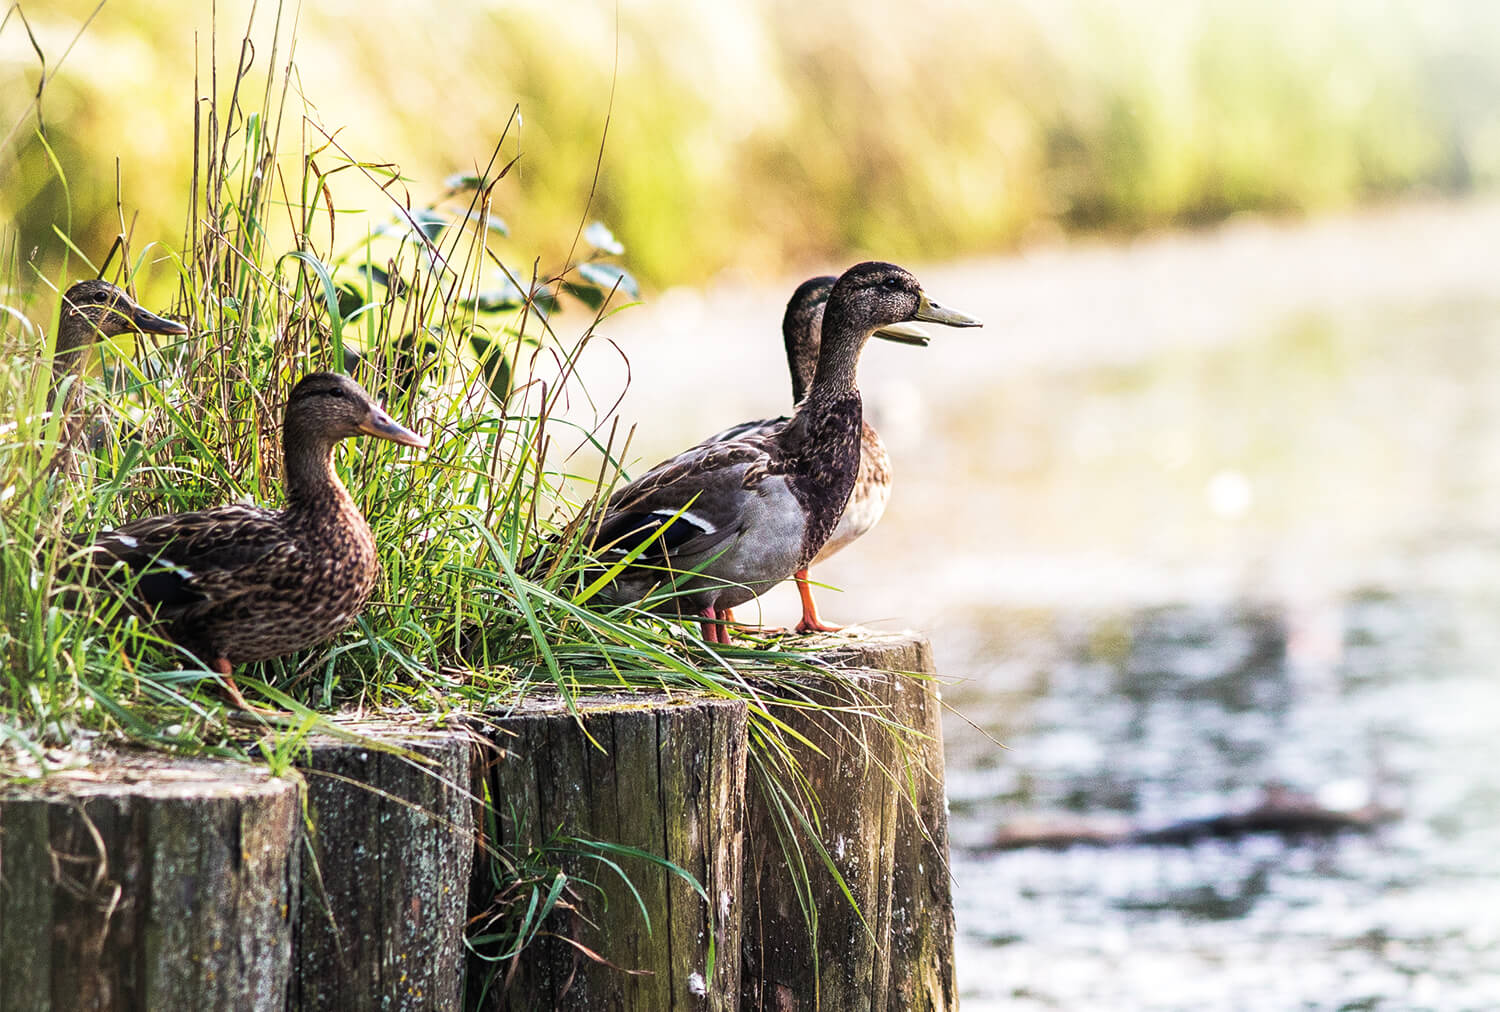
[782,273,935,404]
[809,261,981,400]
[46,280,189,465]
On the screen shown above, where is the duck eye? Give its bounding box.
[881,277,902,292]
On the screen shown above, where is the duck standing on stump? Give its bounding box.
[703,276,930,633]
[582,261,981,643]
[72,372,427,708]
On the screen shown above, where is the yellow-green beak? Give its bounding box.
[358,405,428,448]
[913,292,983,328]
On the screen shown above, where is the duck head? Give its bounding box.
[810,261,982,395]
[783,272,949,402]
[285,371,428,450]
[827,261,983,335]
[59,280,188,346]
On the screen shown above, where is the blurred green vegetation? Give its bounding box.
[4,0,1500,291]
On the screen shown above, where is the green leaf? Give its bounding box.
[529,286,558,316]
[374,209,447,243]
[561,281,606,310]
[397,329,444,360]
[335,281,366,320]
[463,278,526,313]
[576,261,640,298]
[411,209,448,241]
[358,264,408,297]
[584,221,624,255]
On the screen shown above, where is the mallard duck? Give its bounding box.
[48,281,188,462]
[74,372,427,706]
[583,261,980,643]
[703,275,929,633]
[50,280,187,397]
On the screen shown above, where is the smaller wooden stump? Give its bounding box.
[0,754,299,1012]
[467,693,748,1012]
[292,722,475,1012]
[740,629,956,1012]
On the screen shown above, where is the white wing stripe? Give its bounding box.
[652,508,716,535]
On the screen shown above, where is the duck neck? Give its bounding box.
[806,297,868,402]
[785,308,823,405]
[783,295,870,484]
[283,429,354,516]
[786,338,814,405]
[50,315,92,405]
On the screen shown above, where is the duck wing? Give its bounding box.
[83,505,297,616]
[696,414,788,447]
[592,436,779,567]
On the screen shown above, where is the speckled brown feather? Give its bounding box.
[89,494,379,665]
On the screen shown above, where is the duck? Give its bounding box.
[581,261,980,644]
[701,275,929,633]
[48,280,188,460]
[73,372,427,707]
[51,280,187,400]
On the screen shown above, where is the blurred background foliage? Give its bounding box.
[3,0,1500,294]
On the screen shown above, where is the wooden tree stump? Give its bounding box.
[292,722,475,1012]
[740,629,956,1012]
[466,693,748,1012]
[0,754,300,1011]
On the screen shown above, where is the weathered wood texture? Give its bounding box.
[740,629,956,1012]
[292,723,475,1012]
[467,694,748,1012]
[0,755,299,1012]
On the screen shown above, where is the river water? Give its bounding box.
[579,198,1500,1010]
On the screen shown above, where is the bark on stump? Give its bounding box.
[740,629,956,1012]
[0,754,299,1012]
[292,722,475,1012]
[466,693,748,1012]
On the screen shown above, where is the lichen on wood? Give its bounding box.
[739,628,956,1012]
[466,693,747,1012]
[0,755,300,1011]
[292,722,476,1012]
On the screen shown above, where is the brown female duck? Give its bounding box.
[51,280,187,400]
[584,262,980,643]
[48,281,188,463]
[77,372,426,706]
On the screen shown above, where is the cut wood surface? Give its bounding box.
[740,628,956,1012]
[467,693,747,1012]
[0,754,299,1012]
[292,722,475,1012]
